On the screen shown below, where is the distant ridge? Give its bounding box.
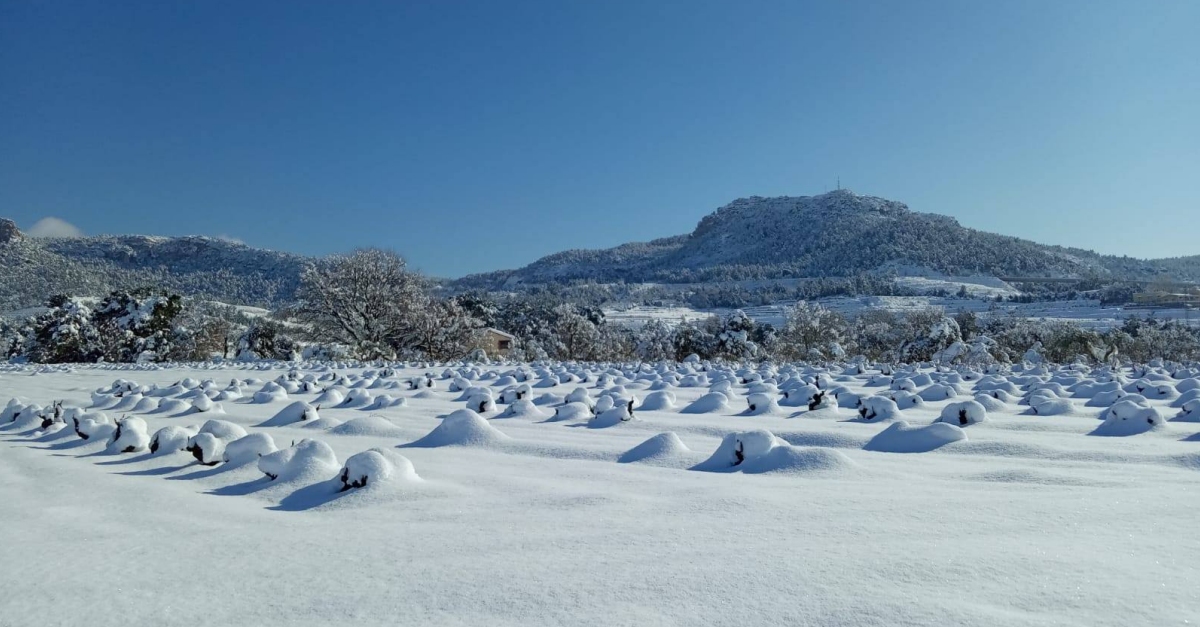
[5,190,1198,311]
[0,223,310,311]
[455,190,1200,288]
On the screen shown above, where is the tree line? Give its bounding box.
[4,249,1199,365]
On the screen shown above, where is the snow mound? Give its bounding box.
[108,393,145,412]
[936,400,988,426]
[197,419,248,442]
[73,413,115,441]
[864,421,967,453]
[215,389,242,402]
[533,393,564,406]
[190,395,223,414]
[497,399,548,419]
[1173,399,1200,422]
[547,402,592,422]
[8,404,45,431]
[618,432,691,465]
[405,410,511,448]
[252,387,288,404]
[807,390,838,411]
[259,439,340,482]
[368,394,406,410]
[681,392,730,414]
[1176,378,1200,394]
[593,395,615,414]
[259,401,319,427]
[186,433,225,465]
[918,384,958,402]
[693,430,785,471]
[1139,383,1179,400]
[637,390,676,411]
[1091,401,1167,436]
[889,390,925,409]
[1,398,30,424]
[739,446,858,476]
[972,393,1008,412]
[1029,396,1075,416]
[339,449,420,492]
[107,417,150,453]
[466,394,496,414]
[565,387,593,406]
[854,396,901,422]
[742,393,780,416]
[149,425,198,456]
[302,416,344,431]
[338,388,374,409]
[329,416,406,438]
[222,433,278,466]
[312,389,344,406]
[132,397,160,413]
[154,399,192,415]
[589,400,636,428]
[693,430,858,475]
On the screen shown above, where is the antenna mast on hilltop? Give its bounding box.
[837,176,840,190]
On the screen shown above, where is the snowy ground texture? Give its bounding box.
[3,359,1199,626]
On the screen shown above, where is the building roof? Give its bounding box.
[485,327,516,340]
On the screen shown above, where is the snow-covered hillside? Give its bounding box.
[0,219,309,310]
[2,359,1199,625]
[456,190,1200,288]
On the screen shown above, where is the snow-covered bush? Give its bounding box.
[1092,401,1166,436]
[186,433,225,465]
[223,433,278,465]
[258,439,339,482]
[150,425,198,455]
[936,400,987,426]
[338,449,419,491]
[108,417,150,453]
[856,396,901,422]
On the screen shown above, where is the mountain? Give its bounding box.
[5,190,1197,312]
[455,190,1200,288]
[0,219,310,311]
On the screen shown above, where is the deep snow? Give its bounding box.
[2,360,1199,626]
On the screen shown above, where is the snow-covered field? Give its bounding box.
[3,360,1199,626]
[608,297,1200,330]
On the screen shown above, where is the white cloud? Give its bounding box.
[27,217,85,238]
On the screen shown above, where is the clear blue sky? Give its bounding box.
[2,0,1197,277]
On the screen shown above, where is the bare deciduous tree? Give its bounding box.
[294,249,428,359]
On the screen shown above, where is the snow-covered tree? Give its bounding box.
[711,310,759,361]
[552,304,601,360]
[91,289,186,362]
[634,319,676,361]
[237,319,299,361]
[776,301,846,360]
[28,295,101,363]
[898,308,961,362]
[293,249,429,359]
[409,298,486,360]
[179,300,251,360]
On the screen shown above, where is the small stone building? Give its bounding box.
[482,328,515,356]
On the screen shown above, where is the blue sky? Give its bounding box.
[2,0,1197,277]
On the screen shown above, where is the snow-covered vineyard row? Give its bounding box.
[2,359,1199,626]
